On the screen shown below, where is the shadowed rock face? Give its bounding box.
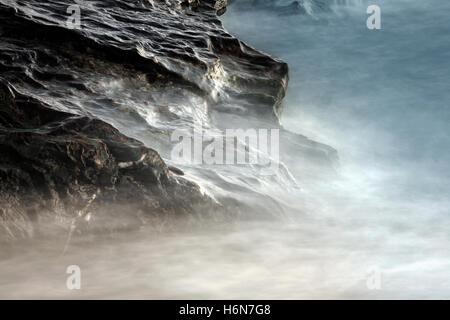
[0,81,220,242]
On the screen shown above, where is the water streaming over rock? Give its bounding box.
[0,0,449,298]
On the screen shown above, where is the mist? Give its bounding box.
[1,0,449,299]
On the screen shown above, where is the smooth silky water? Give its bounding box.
[1,0,449,299]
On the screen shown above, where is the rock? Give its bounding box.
[208,0,228,15]
[0,0,289,243]
[0,0,288,127]
[0,81,219,242]
[168,166,185,176]
[0,0,337,243]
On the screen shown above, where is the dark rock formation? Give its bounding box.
[0,0,337,242]
[0,0,288,127]
[0,0,287,241]
[0,80,220,242]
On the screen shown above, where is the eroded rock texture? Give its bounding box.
[0,0,290,242]
[0,81,220,242]
[0,0,336,242]
[0,0,288,128]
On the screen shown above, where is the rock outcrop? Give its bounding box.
[0,0,286,242]
[0,0,336,242]
[0,81,220,242]
[0,0,288,127]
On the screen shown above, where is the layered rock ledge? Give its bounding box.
[0,81,221,242]
[0,0,336,242]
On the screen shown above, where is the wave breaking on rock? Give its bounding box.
[0,0,336,242]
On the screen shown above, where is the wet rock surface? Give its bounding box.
[0,81,220,242]
[0,0,288,126]
[0,0,336,242]
[0,0,281,241]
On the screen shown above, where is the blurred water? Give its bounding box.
[224,0,450,202]
[220,0,450,297]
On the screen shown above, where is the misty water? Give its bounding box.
[1,0,450,299]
